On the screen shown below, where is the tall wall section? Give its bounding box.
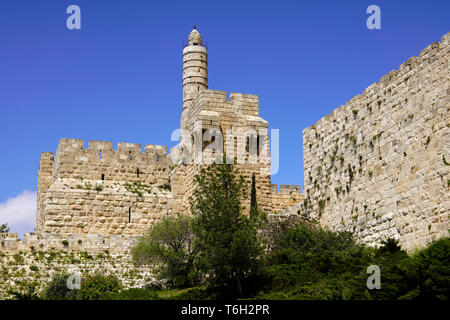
[302,33,449,252]
[36,139,175,240]
[176,89,273,215]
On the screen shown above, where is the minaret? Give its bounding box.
[181,26,208,128]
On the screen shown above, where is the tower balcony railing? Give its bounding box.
[183,39,208,49]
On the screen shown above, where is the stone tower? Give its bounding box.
[27,27,305,254]
[181,26,208,129]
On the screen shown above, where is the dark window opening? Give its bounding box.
[246,134,260,156]
[99,151,102,159]
[129,208,131,223]
[101,174,105,181]
[156,154,159,162]
[202,129,208,151]
[137,168,140,178]
[129,151,132,160]
[257,135,260,156]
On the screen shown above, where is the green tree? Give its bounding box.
[132,215,198,288]
[397,238,450,300]
[250,174,258,218]
[0,223,10,233]
[190,161,263,298]
[77,274,121,300]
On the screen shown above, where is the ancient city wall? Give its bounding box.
[51,139,171,184]
[37,179,173,239]
[36,139,175,238]
[0,249,153,299]
[302,32,449,252]
[271,184,304,213]
[179,89,274,214]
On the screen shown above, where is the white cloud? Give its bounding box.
[0,190,36,239]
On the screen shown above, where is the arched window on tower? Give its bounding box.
[129,151,132,160]
[101,174,105,181]
[137,168,140,178]
[99,150,102,159]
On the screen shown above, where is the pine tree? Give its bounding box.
[250,174,258,218]
[190,160,263,297]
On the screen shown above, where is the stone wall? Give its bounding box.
[178,89,274,215]
[0,249,153,300]
[271,184,304,213]
[36,139,175,242]
[302,32,450,252]
[32,28,303,252]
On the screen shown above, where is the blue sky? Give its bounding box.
[0,0,449,235]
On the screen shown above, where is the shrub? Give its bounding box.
[42,273,78,300]
[402,238,450,300]
[106,288,159,300]
[77,274,121,300]
[61,240,69,247]
[13,253,24,264]
[0,223,10,233]
[132,215,198,288]
[29,265,39,272]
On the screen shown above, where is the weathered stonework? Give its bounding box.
[0,249,153,299]
[6,28,446,258]
[14,27,302,253]
[301,32,450,252]
[35,139,174,243]
[271,184,304,213]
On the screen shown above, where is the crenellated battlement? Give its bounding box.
[56,138,168,156]
[271,184,302,195]
[48,138,172,185]
[304,32,449,132]
[271,184,304,213]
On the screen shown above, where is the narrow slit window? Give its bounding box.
[257,135,260,156]
[137,168,140,178]
[129,208,131,223]
[99,151,102,159]
[129,151,132,160]
[156,154,159,162]
[101,174,105,181]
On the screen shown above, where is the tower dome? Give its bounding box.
[188,26,202,46]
